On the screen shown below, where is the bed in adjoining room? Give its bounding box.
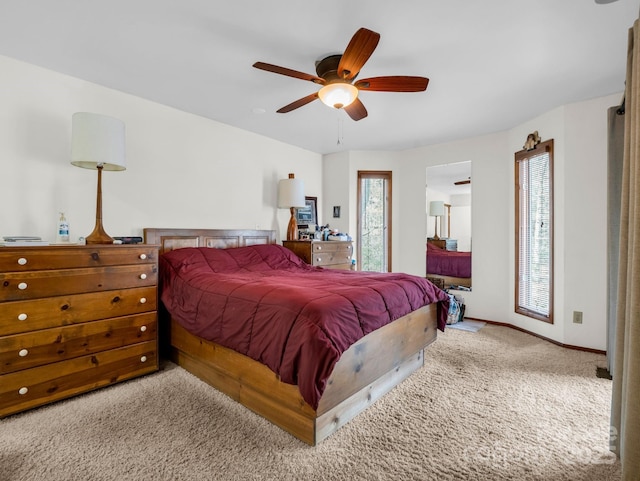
[426,241,472,288]
[144,227,449,445]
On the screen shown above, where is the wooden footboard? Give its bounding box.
[427,274,471,288]
[166,304,437,445]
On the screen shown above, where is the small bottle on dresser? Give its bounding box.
[56,212,70,243]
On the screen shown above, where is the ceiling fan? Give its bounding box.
[253,27,429,121]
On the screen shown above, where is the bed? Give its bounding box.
[426,241,472,288]
[144,228,449,445]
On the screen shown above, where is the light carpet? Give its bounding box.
[0,325,620,481]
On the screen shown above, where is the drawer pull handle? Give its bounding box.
[112,296,120,303]
[140,325,147,332]
[140,356,147,363]
[139,273,147,280]
[139,254,147,260]
[18,349,29,357]
[317,246,322,251]
[18,282,27,290]
[60,304,70,311]
[140,297,147,304]
[18,387,28,395]
[17,257,27,265]
[91,252,99,261]
[18,313,28,321]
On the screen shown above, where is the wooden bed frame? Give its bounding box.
[427,274,472,288]
[144,228,438,445]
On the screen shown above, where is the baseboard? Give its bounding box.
[464,317,607,355]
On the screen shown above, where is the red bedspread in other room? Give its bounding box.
[159,244,449,409]
[426,242,472,278]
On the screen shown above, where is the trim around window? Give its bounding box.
[515,139,554,323]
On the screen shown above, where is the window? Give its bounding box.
[357,171,392,272]
[515,139,554,323]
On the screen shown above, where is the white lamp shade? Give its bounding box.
[71,112,126,171]
[278,175,305,208]
[429,200,445,216]
[318,83,358,109]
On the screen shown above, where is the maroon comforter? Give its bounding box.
[159,244,449,409]
[426,242,472,278]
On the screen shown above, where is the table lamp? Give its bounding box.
[71,112,126,244]
[429,200,445,240]
[278,173,305,241]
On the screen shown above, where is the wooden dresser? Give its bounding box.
[0,244,159,418]
[427,238,458,251]
[283,240,353,270]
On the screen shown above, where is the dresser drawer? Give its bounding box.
[0,286,156,336]
[283,240,353,270]
[0,341,157,418]
[0,264,157,302]
[311,242,352,254]
[312,251,353,268]
[1,313,157,374]
[0,245,157,271]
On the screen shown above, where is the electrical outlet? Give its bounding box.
[573,311,583,324]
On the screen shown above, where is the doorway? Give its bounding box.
[357,171,392,272]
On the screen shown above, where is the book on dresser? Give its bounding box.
[0,244,160,418]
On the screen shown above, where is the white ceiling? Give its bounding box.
[428,161,472,196]
[0,1,636,155]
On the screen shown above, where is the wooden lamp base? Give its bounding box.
[286,207,298,241]
[85,165,114,245]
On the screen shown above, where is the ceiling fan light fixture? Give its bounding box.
[318,83,358,109]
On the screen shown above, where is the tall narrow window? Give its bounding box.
[357,171,392,272]
[515,139,554,323]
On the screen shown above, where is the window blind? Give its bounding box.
[516,140,553,322]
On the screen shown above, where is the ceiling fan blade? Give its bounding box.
[276,92,319,113]
[338,28,380,80]
[355,76,429,92]
[253,62,325,84]
[454,179,471,185]
[344,98,368,121]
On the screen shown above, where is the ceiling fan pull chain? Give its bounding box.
[337,116,344,145]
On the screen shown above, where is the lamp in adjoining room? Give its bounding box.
[71,112,126,244]
[429,200,445,240]
[278,173,305,241]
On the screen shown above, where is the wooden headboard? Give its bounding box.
[143,228,277,255]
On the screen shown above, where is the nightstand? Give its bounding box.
[283,240,353,270]
[428,238,457,251]
[0,244,159,417]
[427,238,446,249]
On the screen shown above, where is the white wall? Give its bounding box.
[449,198,471,252]
[399,132,511,326]
[507,96,614,349]
[396,94,618,350]
[1,53,618,351]
[0,55,322,242]
[322,150,404,269]
[561,96,611,348]
[322,151,350,234]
